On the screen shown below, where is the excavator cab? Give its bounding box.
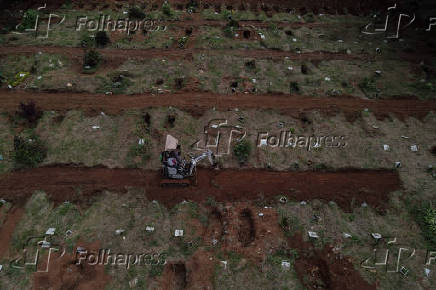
[160,135,215,187]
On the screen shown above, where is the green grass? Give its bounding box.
[412,203,436,248]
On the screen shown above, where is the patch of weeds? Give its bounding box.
[15,101,42,128]
[268,23,280,36]
[97,72,133,94]
[290,81,300,94]
[95,31,110,48]
[178,237,201,257]
[126,119,152,167]
[80,34,95,48]
[205,196,218,207]
[410,81,436,99]
[178,36,189,48]
[12,134,47,168]
[188,202,200,218]
[162,2,173,17]
[301,64,309,75]
[303,13,315,23]
[223,19,239,38]
[129,6,146,19]
[83,49,101,73]
[17,9,38,32]
[359,77,379,98]
[9,71,30,87]
[233,139,251,164]
[280,215,303,237]
[227,251,244,271]
[149,263,164,277]
[267,248,298,267]
[412,202,436,248]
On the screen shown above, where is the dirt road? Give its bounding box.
[0,89,434,120]
[0,166,401,212]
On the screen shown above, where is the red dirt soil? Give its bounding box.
[0,89,435,120]
[211,202,287,262]
[288,233,375,290]
[0,207,25,259]
[0,166,401,212]
[32,241,111,290]
[160,250,216,290]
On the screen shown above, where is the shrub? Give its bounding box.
[13,135,47,168]
[18,9,38,32]
[80,34,95,48]
[301,64,309,74]
[162,2,173,16]
[359,77,378,98]
[233,139,251,164]
[128,6,146,19]
[83,49,101,68]
[413,203,436,248]
[95,31,110,48]
[223,18,239,38]
[290,82,300,94]
[16,101,42,127]
[178,36,188,48]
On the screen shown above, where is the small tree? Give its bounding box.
[233,139,251,164]
[16,101,42,127]
[13,135,47,168]
[162,2,172,16]
[129,6,146,19]
[95,31,110,48]
[18,9,38,32]
[223,18,239,38]
[83,49,101,68]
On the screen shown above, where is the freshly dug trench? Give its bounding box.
[0,166,401,212]
[238,208,256,246]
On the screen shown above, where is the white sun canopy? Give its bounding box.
[165,134,179,151]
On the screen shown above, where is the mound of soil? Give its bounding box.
[32,241,111,290]
[288,233,375,290]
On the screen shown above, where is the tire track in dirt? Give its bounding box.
[0,46,363,61]
[0,89,434,120]
[0,166,401,212]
